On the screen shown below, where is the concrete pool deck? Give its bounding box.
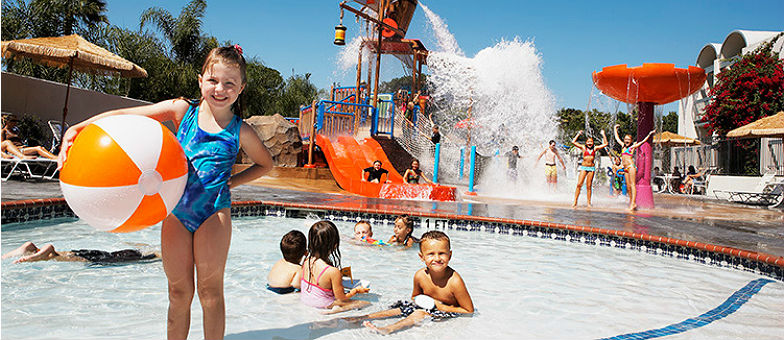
[2,178,783,259]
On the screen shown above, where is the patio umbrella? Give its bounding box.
[1,34,147,138]
[653,131,701,147]
[726,111,784,138]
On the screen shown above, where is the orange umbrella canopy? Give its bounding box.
[592,63,706,105]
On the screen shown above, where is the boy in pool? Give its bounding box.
[353,220,373,241]
[345,230,474,334]
[267,230,307,294]
[2,241,160,264]
[388,215,418,248]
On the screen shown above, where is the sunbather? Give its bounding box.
[1,115,57,160]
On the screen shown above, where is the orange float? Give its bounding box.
[60,115,188,232]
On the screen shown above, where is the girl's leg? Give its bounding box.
[22,146,57,160]
[573,171,587,207]
[14,243,57,263]
[2,241,38,259]
[161,215,195,340]
[585,171,595,207]
[627,167,638,210]
[193,208,232,340]
[2,140,33,159]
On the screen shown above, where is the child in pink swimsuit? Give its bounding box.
[301,221,371,313]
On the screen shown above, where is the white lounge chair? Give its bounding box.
[1,157,58,181]
[714,172,782,206]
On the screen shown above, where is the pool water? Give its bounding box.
[2,216,783,339]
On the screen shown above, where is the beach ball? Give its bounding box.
[60,115,188,232]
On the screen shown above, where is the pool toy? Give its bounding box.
[592,64,705,208]
[362,236,389,246]
[60,115,188,232]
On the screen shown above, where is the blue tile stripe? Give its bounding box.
[602,278,775,340]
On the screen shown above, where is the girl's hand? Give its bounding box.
[352,287,370,294]
[577,130,583,135]
[56,127,78,170]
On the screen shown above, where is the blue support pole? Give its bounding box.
[459,147,465,179]
[468,146,476,193]
[433,143,441,183]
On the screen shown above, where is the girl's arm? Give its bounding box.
[58,99,190,168]
[596,130,609,150]
[571,130,584,149]
[230,123,274,189]
[421,172,433,184]
[613,124,624,145]
[630,130,655,150]
[402,169,412,182]
[329,268,368,302]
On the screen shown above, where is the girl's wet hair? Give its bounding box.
[395,214,414,231]
[201,46,247,115]
[307,220,341,269]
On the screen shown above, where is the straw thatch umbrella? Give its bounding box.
[727,111,784,138]
[653,131,702,147]
[1,34,147,138]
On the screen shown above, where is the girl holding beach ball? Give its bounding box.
[58,45,273,339]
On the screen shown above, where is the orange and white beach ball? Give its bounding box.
[60,115,188,232]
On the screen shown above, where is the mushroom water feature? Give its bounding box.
[592,63,706,209]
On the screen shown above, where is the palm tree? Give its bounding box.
[140,0,215,66]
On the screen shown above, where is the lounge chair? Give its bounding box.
[1,157,58,181]
[713,173,782,206]
[47,120,69,153]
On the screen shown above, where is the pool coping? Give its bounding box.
[2,197,782,281]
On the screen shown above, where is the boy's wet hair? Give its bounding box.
[395,214,414,231]
[280,230,306,264]
[419,230,451,250]
[201,46,247,114]
[307,221,341,268]
[354,220,372,232]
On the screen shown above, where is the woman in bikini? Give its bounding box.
[571,130,608,207]
[614,124,655,210]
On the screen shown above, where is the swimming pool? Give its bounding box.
[2,214,782,339]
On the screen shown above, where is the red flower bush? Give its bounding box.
[704,34,784,136]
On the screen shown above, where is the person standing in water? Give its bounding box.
[571,130,608,207]
[614,124,655,210]
[535,140,567,191]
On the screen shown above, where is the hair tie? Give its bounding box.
[234,44,243,55]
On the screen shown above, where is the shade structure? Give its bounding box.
[1,34,147,139]
[653,131,702,147]
[592,63,706,105]
[726,111,784,138]
[1,34,147,77]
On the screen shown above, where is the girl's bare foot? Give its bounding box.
[363,321,391,335]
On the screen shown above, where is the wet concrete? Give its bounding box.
[2,178,783,258]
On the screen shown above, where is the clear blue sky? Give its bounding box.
[105,0,783,112]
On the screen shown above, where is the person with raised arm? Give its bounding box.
[571,130,608,207]
[614,124,655,210]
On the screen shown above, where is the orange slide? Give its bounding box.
[315,134,456,201]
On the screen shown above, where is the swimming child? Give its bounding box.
[613,124,655,210]
[346,230,474,334]
[2,241,160,264]
[535,140,567,191]
[58,45,274,340]
[388,215,418,248]
[403,159,432,184]
[353,220,373,241]
[301,221,370,314]
[571,130,609,208]
[267,230,307,294]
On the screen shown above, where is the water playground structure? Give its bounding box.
[296,0,458,201]
[592,64,706,208]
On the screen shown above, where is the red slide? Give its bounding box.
[315,134,455,201]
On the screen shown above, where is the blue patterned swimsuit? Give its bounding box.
[172,102,241,232]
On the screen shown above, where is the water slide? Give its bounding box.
[315,134,456,200]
